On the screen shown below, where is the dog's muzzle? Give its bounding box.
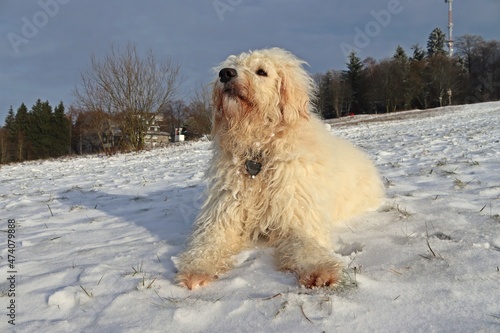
[219,68,237,83]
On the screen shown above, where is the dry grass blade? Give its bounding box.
[213,295,224,303]
[146,277,157,289]
[131,261,144,276]
[153,290,169,308]
[300,304,313,324]
[80,285,93,298]
[426,238,437,257]
[262,293,282,301]
[442,167,458,175]
[489,313,500,320]
[436,158,447,166]
[383,177,395,187]
[274,301,288,318]
[397,204,412,218]
[454,177,476,189]
[47,204,54,216]
[425,222,443,259]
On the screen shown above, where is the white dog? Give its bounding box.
[177,48,384,289]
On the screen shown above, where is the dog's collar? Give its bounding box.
[245,159,261,178]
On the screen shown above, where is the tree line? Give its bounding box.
[0,94,212,164]
[0,100,70,163]
[0,43,212,163]
[315,28,500,118]
[1,29,499,164]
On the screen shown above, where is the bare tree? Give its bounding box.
[74,42,182,150]
[68,106,113,154]
[331,70,351,117]
[315,70,351,118]
[426,54,465,107]
[408,58,427,109]
[371,59,401,113]
[455,34,484,75]
[163,99,188,135]
[186,83,213,137]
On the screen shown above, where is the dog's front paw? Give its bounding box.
[177,272,217,290]
[298,266,340,289]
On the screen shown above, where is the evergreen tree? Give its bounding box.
[411,44,426,61]
[52,101,71,156]
[2,106,17,163]
[5,106,15,127]
[0,126,5,164]
[15,103,29,161]
[343,51,366,114]
[393,45,409,62]
[427,28,447,58]
[28,99,54,159]
[392,46,411,110]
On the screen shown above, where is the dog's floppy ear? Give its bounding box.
[278,64,311,126]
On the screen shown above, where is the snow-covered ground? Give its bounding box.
[1,102,499,333]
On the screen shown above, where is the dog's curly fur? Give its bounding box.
[177,48,384,290]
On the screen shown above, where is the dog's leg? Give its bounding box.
[274,232,341,288]
[177,223,245,290]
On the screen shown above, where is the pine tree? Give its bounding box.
[5,106,15,127]
[393,45,409,63]
[2,106,17,163]
[343,51,366,114]
[28,99,54,159]
[0,126,5,164]
[391,46,411,110]
[427,28,446,58]
[15,103,29,161]
[52,101,71,156]
[411,44,426,61]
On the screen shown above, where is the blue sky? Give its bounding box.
[1,0,499,123]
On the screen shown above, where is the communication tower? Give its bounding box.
[445,0,454,57]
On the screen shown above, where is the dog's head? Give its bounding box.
[212,48,315,137]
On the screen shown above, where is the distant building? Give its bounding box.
[144,113,170,148]
[174,127,185,142]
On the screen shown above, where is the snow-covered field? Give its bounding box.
[1,102,499,333]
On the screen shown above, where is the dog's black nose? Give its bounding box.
[219,68,237,83]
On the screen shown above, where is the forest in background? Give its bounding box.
[315,29,500,117]
[1,28,499,164]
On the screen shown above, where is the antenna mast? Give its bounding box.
[445,0,454,57]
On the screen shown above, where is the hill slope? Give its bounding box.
[1,102,499,332]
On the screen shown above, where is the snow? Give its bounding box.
[1,102,499,332]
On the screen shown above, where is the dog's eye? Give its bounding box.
[256,69,268,77]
